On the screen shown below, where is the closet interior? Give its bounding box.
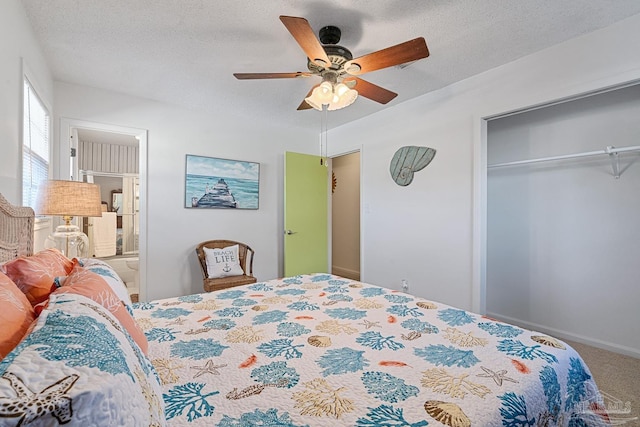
[486,83,640,357]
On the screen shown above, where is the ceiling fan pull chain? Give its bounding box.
[323,104,328,166]
[319,104,328,166]
[318,106,323,165]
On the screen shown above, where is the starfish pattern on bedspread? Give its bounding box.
[191,360,227,378]
[358,320,382,329]
[0,372,79,426]
[476,366,518,386]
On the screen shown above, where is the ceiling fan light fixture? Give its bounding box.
[305,81,358,111]
[306,83,333,109]
[335,83,349,97]
[329,86,358,111]
[319,81,333,95]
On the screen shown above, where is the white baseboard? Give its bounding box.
[331,265,360,281]
[486,311,640,359]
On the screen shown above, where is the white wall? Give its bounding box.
[328,14,640,337]
[487,85,640,357]
[53,83,317,300]
[0,0,53,202]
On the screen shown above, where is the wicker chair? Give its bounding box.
[196,239,256,292]
[0,193,35,264]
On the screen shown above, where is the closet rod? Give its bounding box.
[487,145,640,168]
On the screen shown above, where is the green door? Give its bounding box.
[284,151,328,276]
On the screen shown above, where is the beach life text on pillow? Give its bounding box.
[204,244,244,278]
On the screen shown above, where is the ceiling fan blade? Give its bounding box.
[344,37,429,75]
[297,100,313,110]
[345,77,397,104]
[297,86,317,110]
[234,72,312,80]
[280,16,331,68]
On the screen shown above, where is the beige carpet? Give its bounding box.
[565,339,640,426]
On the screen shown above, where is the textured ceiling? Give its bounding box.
[20,0,640,130]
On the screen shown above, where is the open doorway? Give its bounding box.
[331,151,360,280]
[60,118,147,302]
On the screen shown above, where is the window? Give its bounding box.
[22,77,50,209]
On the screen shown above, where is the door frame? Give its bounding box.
[472,78,640,315]
[328,146,363,281]
[58,118,149,301]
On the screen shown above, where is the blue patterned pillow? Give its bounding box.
[0,293,165,426]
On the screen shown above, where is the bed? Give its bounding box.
[0,194,610,426]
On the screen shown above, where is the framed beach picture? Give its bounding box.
[185,154,260,209]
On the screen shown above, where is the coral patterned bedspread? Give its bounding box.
[132,273,609,427]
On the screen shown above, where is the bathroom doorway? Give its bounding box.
[60,118,147,302]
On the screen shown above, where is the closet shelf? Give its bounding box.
[487,144,640,179]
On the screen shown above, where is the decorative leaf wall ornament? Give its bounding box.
[389,146,436,186]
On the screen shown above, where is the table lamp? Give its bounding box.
[36,180,102,258]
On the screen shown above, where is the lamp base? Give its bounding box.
[45,224,89,258]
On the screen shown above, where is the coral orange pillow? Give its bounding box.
[53,264,148,355]
[0,272,37,359]
[2,248,73,306]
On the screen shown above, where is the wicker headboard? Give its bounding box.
[0,193,35,263]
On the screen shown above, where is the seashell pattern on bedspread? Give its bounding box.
[132,273,610,427]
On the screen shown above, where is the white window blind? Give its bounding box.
[22,78,50,209]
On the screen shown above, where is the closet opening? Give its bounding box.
[483,82,640,358]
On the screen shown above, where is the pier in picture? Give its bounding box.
[185,154,259,209]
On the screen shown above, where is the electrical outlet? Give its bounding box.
[401,279,409,293]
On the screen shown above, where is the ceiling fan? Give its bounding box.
[233,16,430,111]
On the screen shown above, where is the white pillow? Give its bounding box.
[204,245,245,278]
